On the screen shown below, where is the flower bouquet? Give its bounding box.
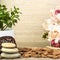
[42,8,60,48]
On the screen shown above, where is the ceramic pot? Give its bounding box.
[0,30,14,37]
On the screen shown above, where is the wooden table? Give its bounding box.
[0,58,60,60]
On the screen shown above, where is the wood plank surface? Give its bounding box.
[0,58,60,60]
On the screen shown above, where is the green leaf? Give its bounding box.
[8,22,12,27]
[17,8,19,10]
[11,11,15,15]
[0,21,3,30]
[14,19,17,23]
[0,4,21,30]
[42,32,48,39]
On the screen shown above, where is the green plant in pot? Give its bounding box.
[0,4,21,37]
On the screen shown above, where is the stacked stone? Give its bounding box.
[0,36,17,52]
[1,43,20,58]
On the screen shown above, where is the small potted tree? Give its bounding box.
[0,4,21,37]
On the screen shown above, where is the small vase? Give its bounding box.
[0,29,14,37]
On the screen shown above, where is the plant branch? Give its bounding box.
[0,4,21,30]
[3,25,7,31]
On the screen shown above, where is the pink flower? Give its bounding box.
[55,9,60,15]
[50,9,60,22]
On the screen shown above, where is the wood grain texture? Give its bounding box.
[0,58,60,60]
[0,0,60,47]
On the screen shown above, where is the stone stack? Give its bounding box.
[0,36,17,51]
[1,43,20,58]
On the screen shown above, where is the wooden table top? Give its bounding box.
[0,58,60,60]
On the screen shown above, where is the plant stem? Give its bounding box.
[3,25,7,30]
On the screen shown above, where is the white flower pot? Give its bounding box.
[0,30,14,37]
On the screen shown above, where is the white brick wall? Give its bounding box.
[0,0,60,47]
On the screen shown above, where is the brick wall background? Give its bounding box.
[0,0,60,47]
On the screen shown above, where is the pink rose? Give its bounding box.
[55,9,60,15]
[50,9,60,22]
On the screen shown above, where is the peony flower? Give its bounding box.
[50,9,60,22]
[55,9,60,15]
[42,8,60,40]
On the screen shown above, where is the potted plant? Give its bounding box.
[0,4,21,37]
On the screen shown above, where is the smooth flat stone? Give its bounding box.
[1,53,20,58]
[1,48,19,53]
[1,43,16,48]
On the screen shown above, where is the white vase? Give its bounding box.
[0,30,14,37]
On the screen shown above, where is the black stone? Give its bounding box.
[0,36,17,53]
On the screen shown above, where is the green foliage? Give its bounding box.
[0,4,21,30]
[42,32,48,39]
